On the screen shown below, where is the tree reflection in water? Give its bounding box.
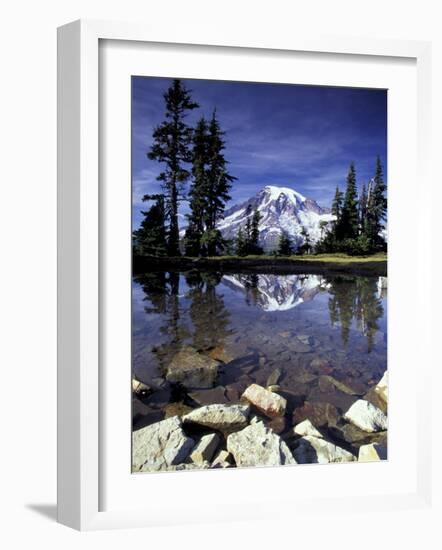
[326,275,384,351]
[185,270,232,352]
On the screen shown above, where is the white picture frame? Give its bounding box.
[57,19,433,531]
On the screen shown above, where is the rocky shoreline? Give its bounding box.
[132,348,388,472]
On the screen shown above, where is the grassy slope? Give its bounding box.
[209,252,387,264]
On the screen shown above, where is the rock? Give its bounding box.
[132,378,151,396]
[293,371,317,384]
[318,375,364,396]
[266,415,287,435]
[183,404,250,432]
[293,419,323,438]
[278,331,292,338]
[227,421,296,467]
[336,424,388,447]
[310,357,334,374]
[132,416,195,472]
[164,402,193,419]
[364,387,387,414]
[267,384,281,393]
[225,384,241,403]
[344,400,388,433]
[172,461,210,471]
[190,433,221,464]
[266,368,283,387]
[374,371,388,404]
[293,401,340,428]
[293,436,356,464]
[189,386,228,406]
[207,346,234,364]
[211,450,233,468]
[166,346,220,389]
[132,398,163,430]
[241,384,287,418]
[358,442,388,462]
[288,338,311,353]
[297,334,314,346]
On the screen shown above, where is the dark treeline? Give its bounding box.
[315,158,387,256]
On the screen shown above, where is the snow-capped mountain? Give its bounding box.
[222,273,328,311]
[217,185,335,251]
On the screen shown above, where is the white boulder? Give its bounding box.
[183,404,250,432]
[344,399,388,433]
[227,421,296,467]
[293,419,323,439]
[293,435,356,464]
[358,442,388,462]
[132,416,195,472]
[190,433,221,464]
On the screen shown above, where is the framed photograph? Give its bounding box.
[57,20,432,530]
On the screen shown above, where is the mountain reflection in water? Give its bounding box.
[132,271,387,391]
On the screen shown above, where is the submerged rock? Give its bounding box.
[293,419,323,439]
[190,433,221,464]
[132,416,195,472]
[266,368,283,387]
[293,435,356,464]
[358,442,388,462]
[344,399,388,433]
[166,346,220,389]
[183,403,250,432]
[164,401,193,419]
[318,375,364,396]
[189,386,228,406]
[242,384,287,418]
[227,421,296,467]
[132,378,151,396]
[293,401,340,428]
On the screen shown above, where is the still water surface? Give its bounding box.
[132,271,387,432]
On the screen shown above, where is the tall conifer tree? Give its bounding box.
[148,79,198,255]
[340,162,359,239]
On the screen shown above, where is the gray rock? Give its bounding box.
[242,383,287,418]
[358,442,388,462]
[132,378,151,395]
[190,433,221,464]
[344,399,388,433]
[293,436,356,464]
[293,419,323,439]
[227,421,296,467]
[373,371,388,404]
[318,375,364,396]
[132,416,195,473]
[183,403,250,432]
[189,386,228,406]
[211,450,233,469]
[166,346,220,388]
[266,368,282,387]
[172,461,210,471]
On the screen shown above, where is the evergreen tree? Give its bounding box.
[185,117,208,256]
[339,163,359,239]
[236,227,247,256]
[148,79,198,256]
[364,157,387,248]
[277,232,294,256]
[359,183,368,234]
[331,186,344,219]
[249,208,263,255]
[298,226,311,255]
[132,194,167,256]
[203,110,236,255]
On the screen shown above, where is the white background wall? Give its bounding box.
[0,0,440,547]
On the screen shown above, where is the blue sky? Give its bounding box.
[132,77,387,228]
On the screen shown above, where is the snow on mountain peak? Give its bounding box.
[218,185,335,252]
[263,185,306,204]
